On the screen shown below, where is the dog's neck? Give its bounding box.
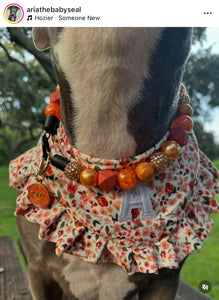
[52,28,192,159]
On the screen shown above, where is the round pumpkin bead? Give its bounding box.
[45,103,60,121]
[80,168,98,187]
[117,168,137,189]
[177,103,193,117]
[135,162,154,181]
[171,115,193,132]
[161,140,181,160]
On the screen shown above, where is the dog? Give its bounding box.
[8,7,18,22]
[10,28,219,300]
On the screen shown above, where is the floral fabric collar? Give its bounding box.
[9,125,219,275]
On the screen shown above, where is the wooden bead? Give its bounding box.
[98,170,117,192]
[135,162,154,181]
[161,140,181,160]
[177,103,193,117]
[80,168,98,187]
[117,168,137,189]
[171,115,193,132]
[45,103,60,121]
[148,151,169,173]
[64,162,84,182]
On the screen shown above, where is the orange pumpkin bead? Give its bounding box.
[80,168,98,187]
[161,140,181,160]
[171,115,193,132]
[135,162,154,181]
[45,103,60,121]
[117,168,137,189]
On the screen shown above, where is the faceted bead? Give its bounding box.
[148,151,169,173]
[171,115,193,132]
[168,127,189,147]
[177,103,193,117]
[45,103,60,121]
[117,168,137,189]
[64,161,84,182]
[50,90,60,103]
[80,168,98,187]
[135,162,154,181]
[161,140,181,160]
[98,170,117,192]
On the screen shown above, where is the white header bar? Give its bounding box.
[1,0,219,27]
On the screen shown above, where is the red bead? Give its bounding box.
[168,127,189,147]
[117,168,137,189]
[171,115,193,132]
[98,170,117,192]
[45,103,60,121]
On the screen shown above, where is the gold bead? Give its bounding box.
[161,140,181,160]
[179,93,190,104]
[80,168,98,187]
[148,151,169,174]
[64,161,83,182]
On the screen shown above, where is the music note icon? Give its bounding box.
[27,15,32,21]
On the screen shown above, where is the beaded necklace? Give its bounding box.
[28,84,194,208]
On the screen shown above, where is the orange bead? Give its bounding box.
[45,103,60,121]
[171,115,193,132]
[80,168,98,187]
[135,162,154,181]
[177,103,193,117]
[161,140,181,160]
[117,168,137,189]
[56,84,60,92]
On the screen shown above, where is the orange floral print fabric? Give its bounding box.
[9,125,219,275]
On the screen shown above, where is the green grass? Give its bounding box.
[0,164,219,298]
[181,213,219,299]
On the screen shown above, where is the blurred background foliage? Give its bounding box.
[0,27,219,165]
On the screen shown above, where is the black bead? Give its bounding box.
[44,115,59,135]
[51,154,69,171]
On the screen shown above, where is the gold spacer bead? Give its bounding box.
[64,161,84,182]
[148,151,169,174]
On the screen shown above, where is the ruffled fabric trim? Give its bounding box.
[9,126,219,275]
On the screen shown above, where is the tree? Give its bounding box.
[0,27,219,165]
[0,27,55,164]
